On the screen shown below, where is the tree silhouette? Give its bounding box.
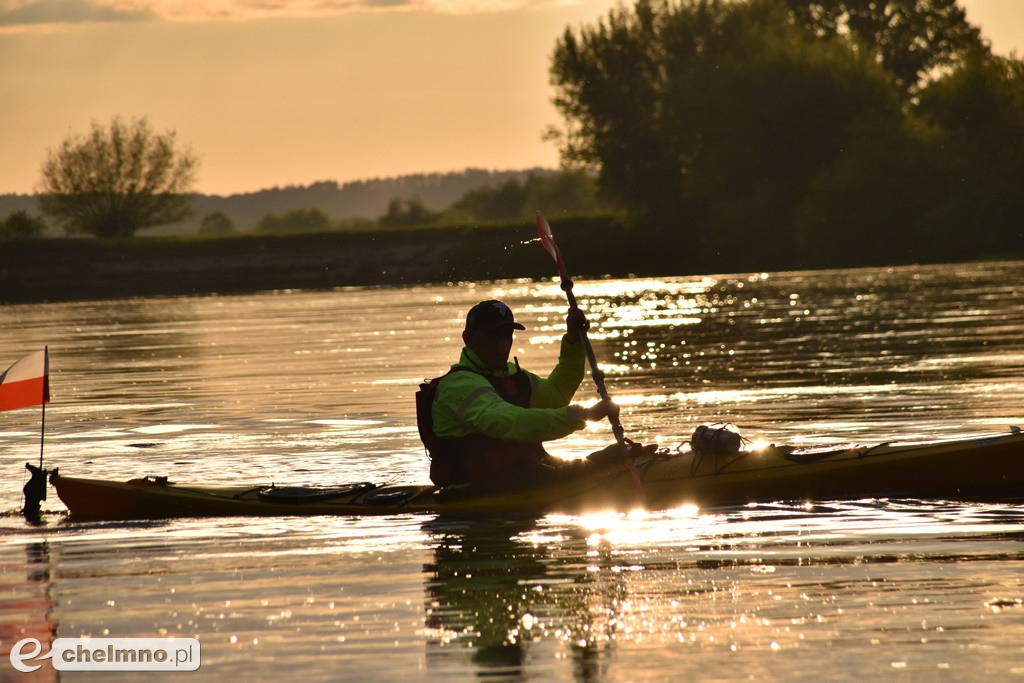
[786,0,986,96]
[257,207,333,232]
[0,210,47,239]
[549,0,899,240]
[38,117,198,237]
[199,211,235,235]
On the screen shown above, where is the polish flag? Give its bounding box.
[0,348,50,412]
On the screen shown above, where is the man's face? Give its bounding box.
[464,325,515,371]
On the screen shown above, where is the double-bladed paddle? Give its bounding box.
[535,211,646,500]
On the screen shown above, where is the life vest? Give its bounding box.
[416,365,549,487]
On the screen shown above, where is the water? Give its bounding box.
[2,261,1024,681]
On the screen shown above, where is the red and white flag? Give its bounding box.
[0,348,50,412]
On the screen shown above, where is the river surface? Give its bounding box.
[2,261,1024,681]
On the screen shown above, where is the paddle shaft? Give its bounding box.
[561,279,626,445]
[562,279,645,499]
[536,212,645,500]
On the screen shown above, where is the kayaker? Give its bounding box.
[417,299,618,487]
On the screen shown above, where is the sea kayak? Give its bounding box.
[47,429,1024,520]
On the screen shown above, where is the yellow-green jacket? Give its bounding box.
[433,334,588,444]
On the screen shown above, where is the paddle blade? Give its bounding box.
[536,211,559,262]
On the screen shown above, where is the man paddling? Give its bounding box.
[417,299,618,487]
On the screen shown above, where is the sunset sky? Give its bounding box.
[1,0,1022,196]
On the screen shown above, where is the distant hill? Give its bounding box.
[0,168,556,235]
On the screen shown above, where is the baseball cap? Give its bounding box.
[465,300,526,333]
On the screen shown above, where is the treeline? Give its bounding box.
[165,169,598,236]
[376,170,604,227]
[0,168,582,238]
[187,168,577,234]
[179,169,605,234]
[547,0,1024,271]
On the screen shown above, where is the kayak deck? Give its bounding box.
[49,430,1024,520]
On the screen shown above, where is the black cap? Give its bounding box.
[465,300,526,334]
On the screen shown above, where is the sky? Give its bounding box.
[1,0,1022,196]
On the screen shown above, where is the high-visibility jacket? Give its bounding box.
[423,335,587,485]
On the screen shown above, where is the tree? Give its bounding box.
[913,53,1024,252]
[785,0,987,96]
[549,0,901,260]
[550,0,684,224]
[521,171,602,217]
[257,207,332,233]
[38,117,198,237]
[438,171,604,222]
[378,196,438,227]
[450,179,528,221]
[199,212,235,235]
[0,210,47,239]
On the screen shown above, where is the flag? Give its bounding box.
[0,348,50,412]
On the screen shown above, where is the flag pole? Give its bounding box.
[39,400,45,469]
[39,345,48,469]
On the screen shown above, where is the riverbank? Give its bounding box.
[2,215,1018,303]
[0,216,646,303]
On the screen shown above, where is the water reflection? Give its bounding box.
[0,540,57,682]
[0,499,1021,681]
[417,500,1024,680]
[422,516,624,681]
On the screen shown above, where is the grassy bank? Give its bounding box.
[4,215,1019,304]
[1,214,652,303]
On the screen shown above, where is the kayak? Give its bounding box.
[48,428,1024,520]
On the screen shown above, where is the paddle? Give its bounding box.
[535,211,646,501]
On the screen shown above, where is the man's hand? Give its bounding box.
[583,399,619,423]
[566,307,589,342]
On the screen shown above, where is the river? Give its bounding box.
[2,261,1024,681]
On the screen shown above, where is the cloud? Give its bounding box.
[359,0,413,7]
[176,0,554,19]
[0,0,571,30]
[0,0,156,26]
[422,0,548,12]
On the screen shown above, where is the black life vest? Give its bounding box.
[416,364,549,487]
